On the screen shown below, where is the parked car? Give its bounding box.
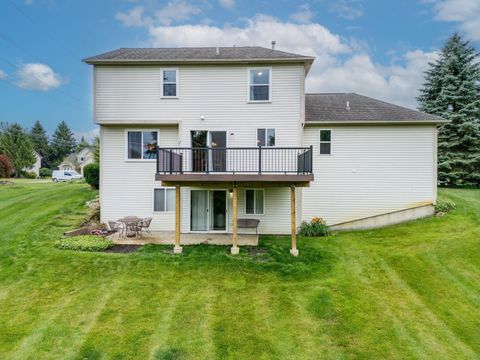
[52,170,82,182]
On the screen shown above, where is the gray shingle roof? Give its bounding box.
[305,93,445,123]
[83,47,314,64]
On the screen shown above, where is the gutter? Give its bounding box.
[304,119,448,126]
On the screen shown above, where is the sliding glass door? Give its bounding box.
[190,190,227,231]
[190,131,227,172]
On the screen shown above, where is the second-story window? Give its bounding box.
[319,130,332,155]
[249,68,271,101]
[257,128,275,146]
[127,131,158,160]
[161,69,178,97]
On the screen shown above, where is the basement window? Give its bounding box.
[154,188,175,212]
[319,130,332,155]
[245,189,264,215]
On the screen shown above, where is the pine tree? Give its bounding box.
[29,120,49,158]
[0,123,36,176]
[418,33,480,187]
[48,121,77,167]
[76,136,90,152]
[92,135,100,164]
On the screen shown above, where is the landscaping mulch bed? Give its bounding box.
[104,245,143,253]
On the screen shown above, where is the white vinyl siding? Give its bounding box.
[302,125,437,226]
[93,65,302,147]
[100,125,179,231]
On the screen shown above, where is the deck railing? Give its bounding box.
[156,146,313,175]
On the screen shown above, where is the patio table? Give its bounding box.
[117,216,142,238]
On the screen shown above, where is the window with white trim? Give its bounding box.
[319,130,332,155]
[249,68,270,101]
[154,188,175,212]
[161,69,178,97]
[257,128,275,146]
[245,189,264,215]
[127,131,158,159]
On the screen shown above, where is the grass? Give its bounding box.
[0,181,479,359]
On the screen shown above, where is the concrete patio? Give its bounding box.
[109,231,259,246]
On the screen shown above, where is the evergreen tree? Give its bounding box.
[48,121,76,166]
[0,123,36,176]
[418,33,480,187]
[76,136,90,152]
[93,135,100,164]
[29,120,49,158]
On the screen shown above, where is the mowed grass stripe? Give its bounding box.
[0,182,479,359]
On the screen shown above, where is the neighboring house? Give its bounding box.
[83,46,445,255]
[24,150,42,177]
[58,147,94,175]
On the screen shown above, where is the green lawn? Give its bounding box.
[0,181,479,359]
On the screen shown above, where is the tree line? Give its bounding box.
[0,120,97,177]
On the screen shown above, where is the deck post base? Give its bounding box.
[230,246,240,255]
[290,248,299,257]
[173,246,183,254]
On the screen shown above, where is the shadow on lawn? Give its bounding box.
[134,238,336,279]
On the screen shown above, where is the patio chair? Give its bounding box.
[108,220,125,238]
[139,217,153,235]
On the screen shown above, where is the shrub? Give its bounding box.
[55,235,113,252]
[83,163,99,189]
[39,167,52,178]
[299,217,331,237]
[0,154,14,178]
[435,199,456,213]
[23,171,37,179]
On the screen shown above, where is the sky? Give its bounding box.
[0,0,479,141]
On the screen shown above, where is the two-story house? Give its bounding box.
[83,46,444,255]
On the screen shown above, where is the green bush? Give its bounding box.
[435,199,457,213]
[299,217,331,237]
[23,171,37,179]
[39,167,52,178]
[55,235,113,252]
[83,163,99,189]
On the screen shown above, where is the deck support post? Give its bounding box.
[174,185,182,254]
[290,185,299,256]
[231,186,239,255]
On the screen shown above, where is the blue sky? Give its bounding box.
[0,0,479,141]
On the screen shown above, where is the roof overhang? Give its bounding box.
[83,57,315,67]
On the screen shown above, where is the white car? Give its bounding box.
[52,170,82,182]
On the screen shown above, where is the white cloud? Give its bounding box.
[115,6,147,27]
[154,0,201,26]
[75,127,100,143]
[289,3,314,24]
[426,0,480,41]
[0,69,6,79]
[124,14,437,108]
[307,50,439,108]
[330,0,363,20]
[116,1,201,27]
[218,0,235,9]
[15,63,63,91]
